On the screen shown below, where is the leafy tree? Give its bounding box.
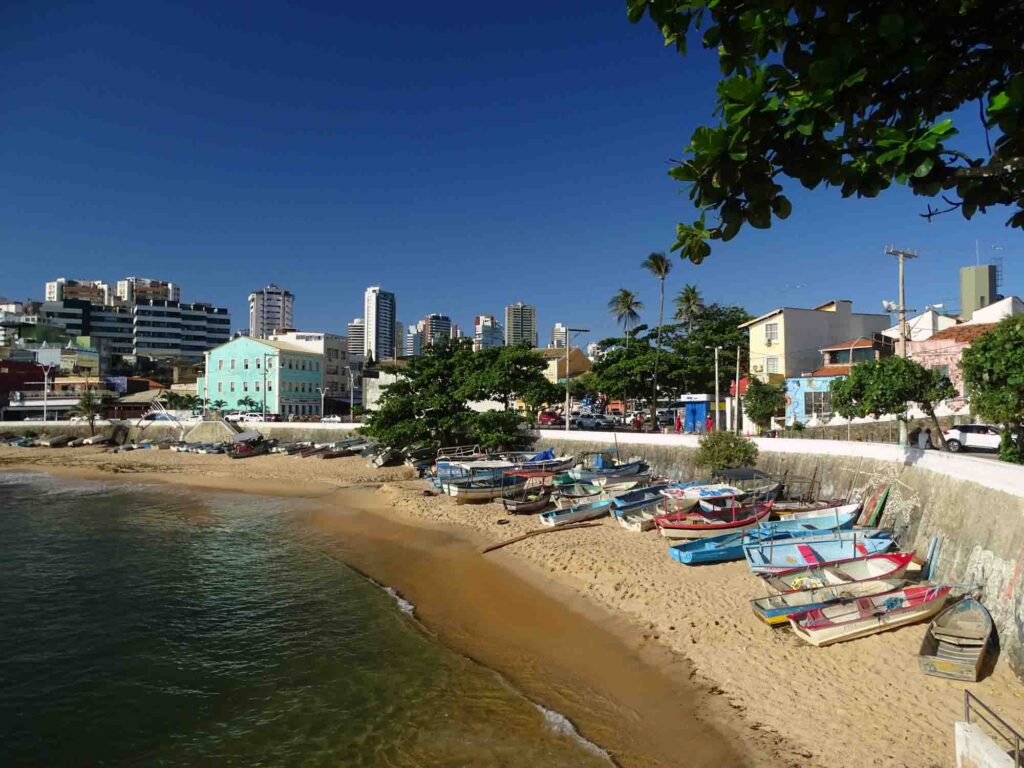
[237,395,260,413]
[663,303,751,394]
[961,315,1024,462]
[642,251,673,426]
[695,430,758,472]
[673,283,704,331]
[74,388,103,435]
[459,344,550,412]
[830,356,955,448]
[744,378,786,433]
[628,1,1024,263]
[209,399,227,412]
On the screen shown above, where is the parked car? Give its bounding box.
[942,424,1003,453]
[571,414,608,430]
[224,411,246,423]
[321,415,343,423]
[240,413,266,423]
[538,411,565,426]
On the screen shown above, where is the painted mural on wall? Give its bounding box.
[785,375,843,425]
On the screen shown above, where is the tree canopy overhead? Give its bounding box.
[628,1,1024,263]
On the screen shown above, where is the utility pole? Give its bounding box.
[705,346,721,431]
[317,385,329,419]
[885,245,918,447]
[261,353,270,420]
[734,346,741,434]
[346,365,355,422]
[41,364,53,422]
[564,327,590,432]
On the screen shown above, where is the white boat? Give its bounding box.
[660,483,743,513]
[615,508,659,532]
[540,498,613,527]
[790,585,953,646]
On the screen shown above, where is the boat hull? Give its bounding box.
[540,500,612,527]
[762,552,915,593]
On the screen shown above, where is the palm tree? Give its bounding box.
[673,283,704,333]
[608,289,643,348]
[642,252,672,427]
[608,289,643,419]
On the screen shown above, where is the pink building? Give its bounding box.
[908,323,997,398]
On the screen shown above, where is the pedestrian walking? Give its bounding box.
[674,414,682,434]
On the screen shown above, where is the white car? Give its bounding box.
[224,412,247,423]
[321,415,343,423]
[240,413,265,423]
[941,424,1002,453]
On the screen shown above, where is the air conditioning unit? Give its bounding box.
[752,364,764,372]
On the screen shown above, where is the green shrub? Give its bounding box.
[695,431,758,471]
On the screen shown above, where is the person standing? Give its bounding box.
[917,427,929,450]
[705,413,713,433]
[674,413,682,434]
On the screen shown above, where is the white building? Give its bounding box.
[248,284,295,339]
[347,318,365,360]
[404,326,422,357]
[964,295,1024,325]
[473,315,504,351]
[268,330,353,405]
[116,277,181,304]
[550,322,568,349]
[363,286,397,361]
[504,302,537,347]
[881,308,959,342]
[586,341,603,361]
[44,278,111,305]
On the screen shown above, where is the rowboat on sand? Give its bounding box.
[655,502,773,540]
[744,533,895,575]
[790,584,952,646]
[918,596,994,681]
[502,470,555,514]
[750,578,908,626]
[762,551,916,593]
[539,498,613,527]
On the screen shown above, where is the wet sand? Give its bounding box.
[4,445,1023,766]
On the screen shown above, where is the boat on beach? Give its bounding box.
[655,501,774,539]
[501,470,555,514]
[660,483,744,513]
[751,578,908,626]
[790,584,953,646]
[762,551,917,592]
[745,534,896,575]
[748,504,861,534]
[669,528,889,565]
[539,498,613,527]
[918,596,994,681]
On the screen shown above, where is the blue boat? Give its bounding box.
[745,534,896,574]
[563,459,648,481]
[540,498,613,527]
[756,504,860,533]
[666,527,876,565]
[612,484,669,512]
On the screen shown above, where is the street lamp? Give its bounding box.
[346,364,355,422]
[41,364,54,422]
[705,346,722,431]
[563,327,590,432]
[317,385,330,419]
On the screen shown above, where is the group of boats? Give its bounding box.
[421,449,995,680]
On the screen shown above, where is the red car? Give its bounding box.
[538,411,565,426]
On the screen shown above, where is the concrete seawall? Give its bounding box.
[536,429,1024,681]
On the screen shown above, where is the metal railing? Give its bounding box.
[964,690,1022,767]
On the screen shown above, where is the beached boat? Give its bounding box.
[751,578,908,626]
[660,483,744,513]
[790,584,953,646]
[655,502,773,540]
[763,551,916,593]
[748,504,861,534]
[745,533,895,574]
[613,484,669,512]
[697,482,781,507]
[539,498,613,527]
[669,528,889,566]
[554,479,642,508]
[772,499,846,515]
[612,485,669,532]
[563,459,648,482]
[918,596,994,681]
[502,470,555,514]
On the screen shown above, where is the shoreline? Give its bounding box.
[4,447,1023,766]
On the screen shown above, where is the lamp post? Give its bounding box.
[41,364,54,422]
[317,385,329,419]
[346,365,355,422]
[705,346,721,431]
[563,327,590,432]
[261,353,271,420]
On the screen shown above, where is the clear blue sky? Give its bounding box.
[2,2,1019,349]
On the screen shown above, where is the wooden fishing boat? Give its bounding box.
[751,578,908,626]
[554,479,642,508]
[613,484,670,513]
[856,482,891,526]
[791,585,953,646]
[745,533,895,574]
[502,470,555,514]
[563,459,648,482]
[763,551,916,592]
[918,596,993,681]
[698,482,782,507]
[445,470,527,503]
[745,504,861,534]
[655,502,773,540]
[772,499,847,515]
[539,498,613,527]
[668,531,749,564]
[660,483,744,513]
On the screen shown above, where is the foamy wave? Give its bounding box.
[534,703,613,763]
[383,586,415,616]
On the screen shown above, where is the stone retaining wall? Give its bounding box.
[537,430,1024,681]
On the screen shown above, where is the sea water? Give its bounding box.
[0,473,609,767]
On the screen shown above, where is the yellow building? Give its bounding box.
[739,300,890,383]
[535,347,592,384]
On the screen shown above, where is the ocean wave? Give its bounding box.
[533,703,613,763]
[382,586,415,616]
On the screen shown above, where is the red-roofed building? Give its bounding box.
[909,323,998,399]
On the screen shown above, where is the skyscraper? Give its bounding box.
[347,318,365,360]
[363,286,397,361]
[474,315,504,351]
[394,320,405,351]
[504,302,537,347]
[248,284,294,339]
[550,322,568,349]
[404,326,422,357]
[116,277,181,304]
[421,313,452,346]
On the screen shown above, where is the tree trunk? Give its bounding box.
[925,407,947,450]
[650,280,665,429]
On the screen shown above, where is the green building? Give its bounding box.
[959,265,998,321]
[198,337,324,417]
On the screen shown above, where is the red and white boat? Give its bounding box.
[654,501,773,540]
[790,584,952,646]
[762,551,915,593]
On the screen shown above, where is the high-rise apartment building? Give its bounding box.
[504,302,537,347]
[363,286,397,361]
[404,326,422,357]
[347,318,366,360]
[248,284,295,339]
[473,315,504,351]
[45,278,111,305]
[550,322,568,349]
[116,277,181,304]
[419,313,452,347]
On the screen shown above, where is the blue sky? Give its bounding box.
[1,1,1018,349]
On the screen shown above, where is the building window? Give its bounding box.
[255,381,260,392]
[217,382,222,393]
[804,391,832,416]
[244,358,249,369]
[230,382,236,393]
[217,360,223,370]
[765,323,779,342]
[932,365,950,380]
[255,358,261,369]
[230,358,236,370]
[268,382,273,391]
[243,381,248,392]
[766,356,780,374]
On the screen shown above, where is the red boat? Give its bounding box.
[654,501,773,540]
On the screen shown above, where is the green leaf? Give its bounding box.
[771,195,792,219]
[913,157,934,177]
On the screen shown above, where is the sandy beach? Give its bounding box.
[3,445,1022,767]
